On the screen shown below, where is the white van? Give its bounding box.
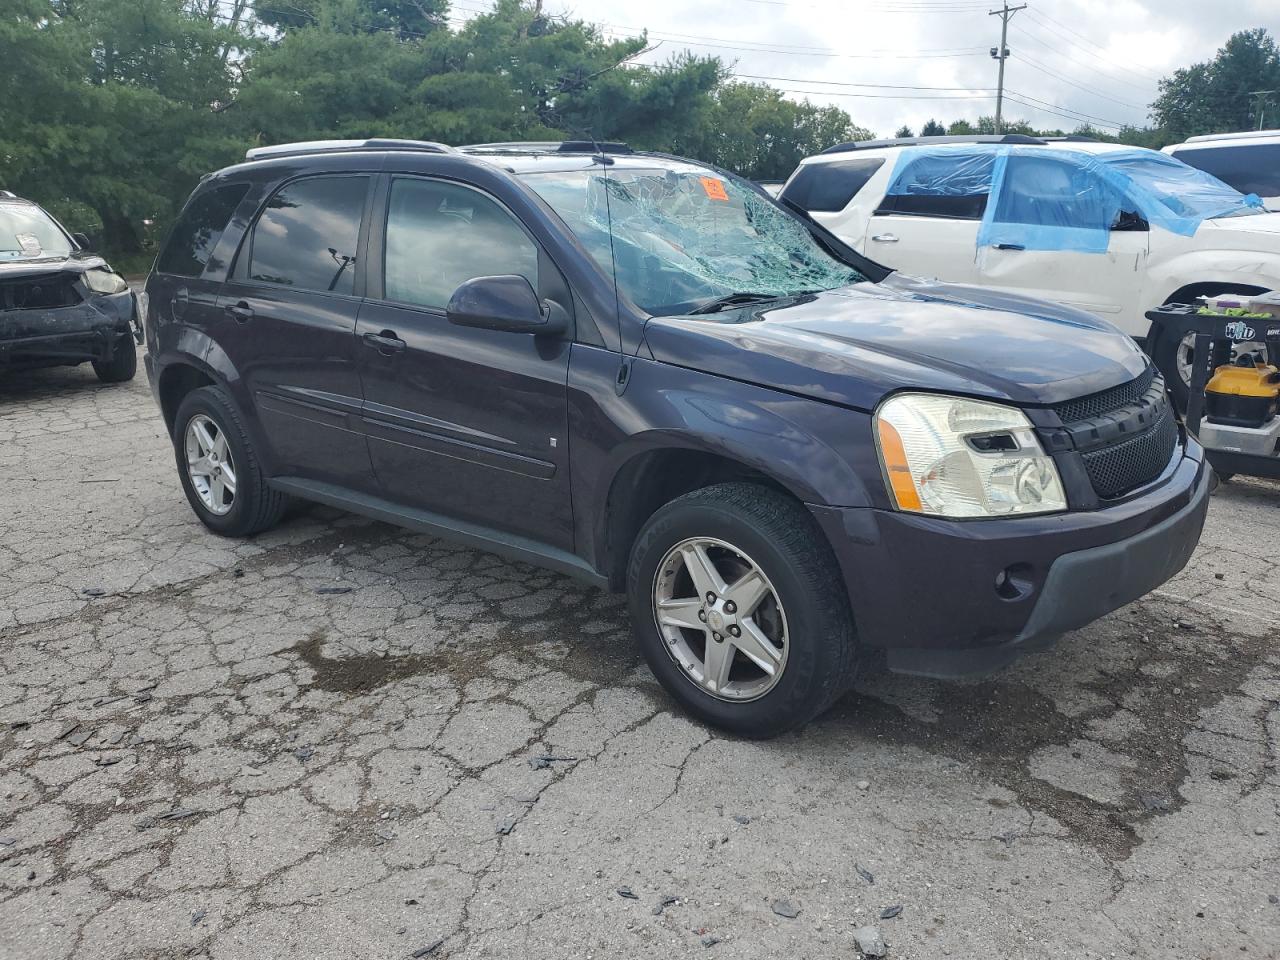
[1165,130,1280,211]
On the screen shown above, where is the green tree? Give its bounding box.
[0,0,250,258]
[920,119,946,137]
[895,124,914,138]
[675,82,871,180]
[1153,28,1280,140]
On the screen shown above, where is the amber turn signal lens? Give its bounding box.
[877,419,923,512]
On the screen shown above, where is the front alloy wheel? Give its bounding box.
[653,537,789,701]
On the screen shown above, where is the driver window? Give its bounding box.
[384,178,538,310]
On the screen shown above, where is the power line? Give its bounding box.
[1022,8,1164,83]
[1009,53,1147,112]
[1008,21,1157,95]
[730,73,997,93]
[1003,89,1125,130]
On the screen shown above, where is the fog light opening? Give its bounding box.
[995,563,1034,601]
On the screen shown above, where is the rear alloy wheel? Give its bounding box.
[173,385,288,537]
[627,482,858,738]
[185,413,236,516]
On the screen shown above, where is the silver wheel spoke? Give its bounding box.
[725,568,770,617]
[210,475,225,506]
[188,455,213,477]
[680,543,727,598]
[702,636,733,693]
[219,462,237,496]
[192,419,216,456]
[656,597,705,631]
[734,619,783,676]
[212,432,229,461]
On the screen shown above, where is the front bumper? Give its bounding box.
[0,291,137,368]
[810,441,1212,678]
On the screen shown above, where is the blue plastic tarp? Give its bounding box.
[879,144,1265,255]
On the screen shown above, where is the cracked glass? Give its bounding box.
[522,163,865,316]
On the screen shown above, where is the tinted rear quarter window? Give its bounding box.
[157,182,250,278]
[248,176,368,295]
[1171,144,1280,197]
[782,158,885,212]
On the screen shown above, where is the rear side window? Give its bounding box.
[248,176,368,295]
[382,178,538,310]
[992,156,1128,229]
[157,182,250,278]
[781,158,884,213]
[876,152,996,221]
[1171,144,1280,198]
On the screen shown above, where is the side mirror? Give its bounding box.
[71,232,92,250]
[445,275,567,336]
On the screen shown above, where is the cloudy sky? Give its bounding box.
[454,0,1280,137]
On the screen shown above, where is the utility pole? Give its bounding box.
[990,2,1027,134]
[1247,89,1278,130]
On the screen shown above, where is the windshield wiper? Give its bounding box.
[688,292,787,315]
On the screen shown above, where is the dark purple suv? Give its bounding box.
[144,139,1211,737]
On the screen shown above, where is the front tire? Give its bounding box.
[173,386,287,537]
[91,335,137,383]
[626,482,858,738]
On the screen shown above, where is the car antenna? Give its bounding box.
[578,126,631,393]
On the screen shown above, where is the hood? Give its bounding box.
[0,252,108,280]
[1199,211,1280,247]
[641,275,1149,411]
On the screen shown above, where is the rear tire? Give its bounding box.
[91,336,137,383]
[626,482,858,738]
[173,385,287,537]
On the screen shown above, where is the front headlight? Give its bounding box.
[83,268,129,295]
[875,393,1066,518]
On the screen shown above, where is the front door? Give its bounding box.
[976,154,1150,321]
[216,174,376,490]
[356,175,574,550]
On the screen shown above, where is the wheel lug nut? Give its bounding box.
[698,610,707,622]
[729,625,740,637]
[712,633,723,642]
[705,592,716,604]
[724,601,737,614]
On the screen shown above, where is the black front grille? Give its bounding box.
[1079,405,1179,499]
[1052,363,1156,424]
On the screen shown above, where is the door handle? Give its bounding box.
[171,287,189,319]
[363,330,406,355]
[871,233,899,243]
[227,301,254,323]
[993,243,1026,251]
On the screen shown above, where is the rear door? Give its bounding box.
[862,151,993,283]
[216,174,376,489]
[975,153,1149,321]
[355,174,574,550]
[148,181,252,349]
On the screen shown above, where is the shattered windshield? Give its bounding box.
[521,164,865,316]
[0,202,73,260]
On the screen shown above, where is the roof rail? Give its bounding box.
[1183,129,1280,144]
[244,138,454,161]
[0,190,16,199]
[818,133,1075,155]
[460,140,633,155]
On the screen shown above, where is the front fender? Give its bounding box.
[567,346,881,573]
[1145,249,1280,312]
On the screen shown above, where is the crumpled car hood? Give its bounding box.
[0,252,107,279]
[641,274,1149,411]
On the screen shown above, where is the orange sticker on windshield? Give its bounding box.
[700,176,729,201]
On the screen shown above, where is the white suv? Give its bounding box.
[781,135,1280,406]
[1164,130,1280,211]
